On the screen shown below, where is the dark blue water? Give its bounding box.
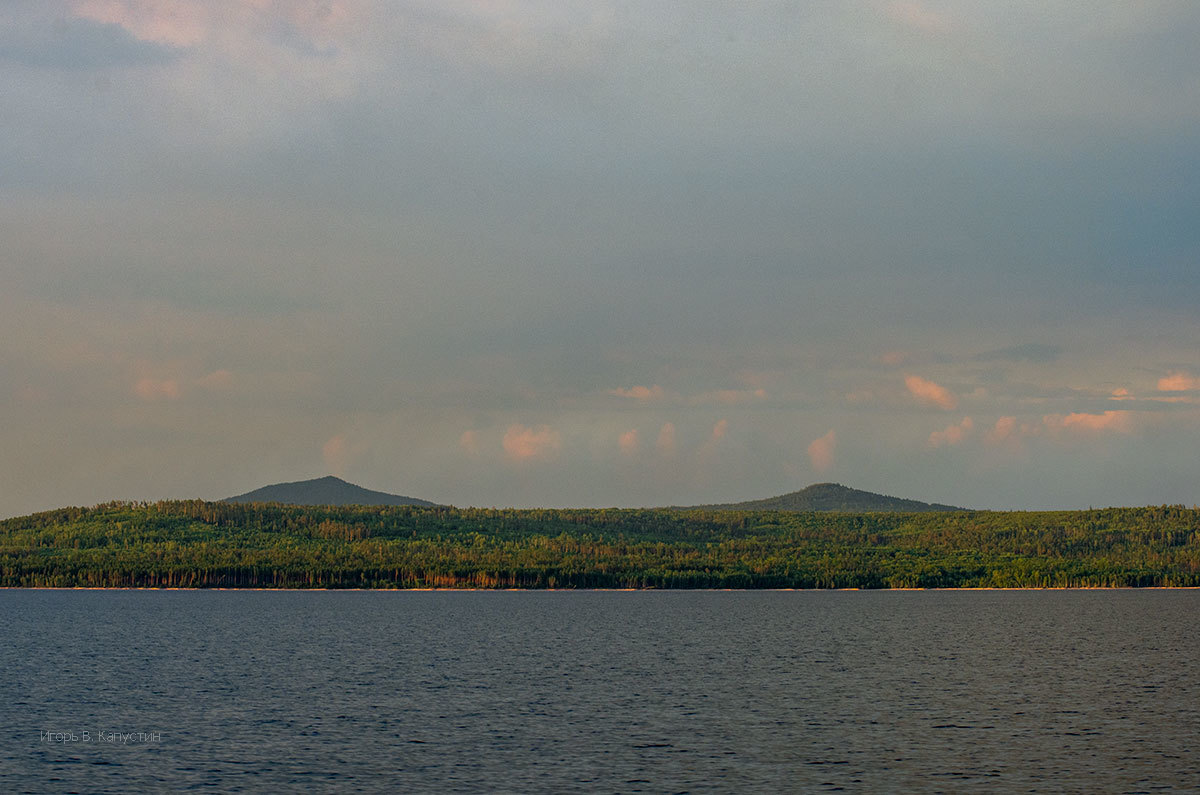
[1,590,1198,793]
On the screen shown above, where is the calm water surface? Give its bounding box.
[1,590,1197,793]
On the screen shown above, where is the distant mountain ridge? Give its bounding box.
[223,476,437,507]
[688,482,964,512]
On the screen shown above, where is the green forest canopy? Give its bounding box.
[2,501,1198,589]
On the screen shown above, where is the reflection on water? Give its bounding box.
[2,590,1198,792]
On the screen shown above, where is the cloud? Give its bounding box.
[1149,395,1200,405]
[984,416,1019,444]
[133,377,181,400]
[618,428,639,456]
[0,15,179,69]
[655,422,676,457]
[710,419,729,441]
[905,375,958,410]
[70,0,353,49]
[983,411,1134,443]
[807,429,836,473]
[928,416,973,448]
[502,423,561,462]
[72,0,210,47]
[608,384,667,402]
[1043,411,1133,434]
[1158,371,1200,391]
[1100,383,1197,405]
[879,350,910,367]
[64,0,366,146]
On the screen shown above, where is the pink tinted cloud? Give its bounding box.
[984,416,1019,444]
[618,429,640,456]
[927,417,973,448]
[73,0,210,46]
[710,419,729,441]
[134,377,181,401]
[879,350,910,367]
[905,375,957,410]
[807,430,836,473]
[71,0,353,47]
[1158,371,1200,392]
[608,385,667,402]
[502,424,562,462]
[1043,411,1133,434]
[655,422,677,457]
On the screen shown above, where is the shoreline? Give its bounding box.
[4,586,1199,592]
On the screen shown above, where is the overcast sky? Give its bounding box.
[3,1,1199,517]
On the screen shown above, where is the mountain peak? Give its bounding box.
[224,476,437,507]
[688,483,964,512]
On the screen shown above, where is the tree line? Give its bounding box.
[1,500,1198,588]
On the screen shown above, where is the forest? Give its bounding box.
[1,500,1199,589]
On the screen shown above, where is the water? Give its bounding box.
[1,590,1197,793]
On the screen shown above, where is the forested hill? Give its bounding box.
[223,475,437,507]
[690,483,964,512]
[2,501,1198,589]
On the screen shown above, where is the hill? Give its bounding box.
[223,475,437,507]
[691,482,964,512]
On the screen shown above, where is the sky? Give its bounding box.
[2,1,1199,517]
